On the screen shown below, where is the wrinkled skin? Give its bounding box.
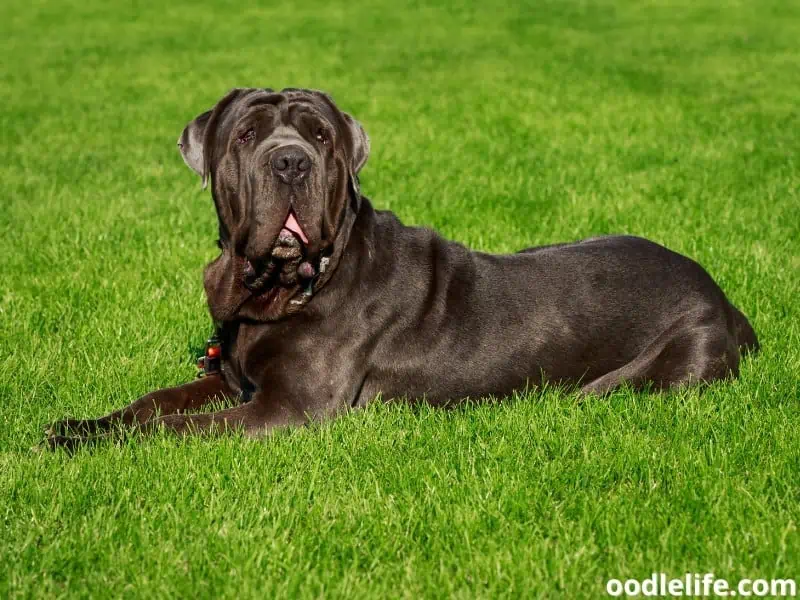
[191,88,369,323]
[43,88,758,450]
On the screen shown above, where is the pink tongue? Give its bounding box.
[282,212,308,244]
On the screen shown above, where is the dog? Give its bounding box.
[45,88,758,448]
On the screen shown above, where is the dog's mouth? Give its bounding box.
[281,211,309,246]
[242,210,316,302]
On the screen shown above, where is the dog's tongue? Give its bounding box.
[282,212,308,244]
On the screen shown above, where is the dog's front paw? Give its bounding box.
[41,433,84,452]
[37,430,111,453]
[45,418,100,438]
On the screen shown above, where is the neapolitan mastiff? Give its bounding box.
[45,88,758,448]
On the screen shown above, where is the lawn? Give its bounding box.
[1,0,799,597]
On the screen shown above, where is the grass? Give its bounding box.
[1,0,799,597]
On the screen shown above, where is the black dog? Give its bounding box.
[45,88,758,448]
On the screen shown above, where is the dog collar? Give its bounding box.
[196,335,222,378]
[290,252,332,306]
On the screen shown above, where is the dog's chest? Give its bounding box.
[222,321,310,394]
[219,323,264,399]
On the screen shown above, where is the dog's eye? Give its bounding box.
[315,129,329,145]
[236,129,255,145]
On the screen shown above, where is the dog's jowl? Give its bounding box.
[45,88,758,448]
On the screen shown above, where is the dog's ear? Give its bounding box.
[341,112,370,199]
[343,112,370,175]
[177,88,251,189]
[177,110,212,178]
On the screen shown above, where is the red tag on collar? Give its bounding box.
[196,336,222,378]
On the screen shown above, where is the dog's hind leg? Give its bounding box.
[580,308,740,395]
[46,375,235,438]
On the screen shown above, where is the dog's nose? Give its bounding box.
[271,146,310,184]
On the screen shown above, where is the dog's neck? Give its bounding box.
[298,194,380,314]
[310,190,364,295]
[209,193,377,335]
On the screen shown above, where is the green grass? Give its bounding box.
[1,0,799,597]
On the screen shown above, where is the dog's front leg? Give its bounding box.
[140,395,304,438]
[46,375,235,439]
[45,393,304,450]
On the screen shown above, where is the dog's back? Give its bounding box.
[352,220,756,398]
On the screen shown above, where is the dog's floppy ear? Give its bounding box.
[341,112,370,199]
[177,110,212,179]
[177,88,250,189]
[343,112,370,175]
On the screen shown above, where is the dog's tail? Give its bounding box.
[730,303,760,356]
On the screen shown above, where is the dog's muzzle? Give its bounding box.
[242,210,315,293]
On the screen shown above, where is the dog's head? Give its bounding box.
[178,88,369,322]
